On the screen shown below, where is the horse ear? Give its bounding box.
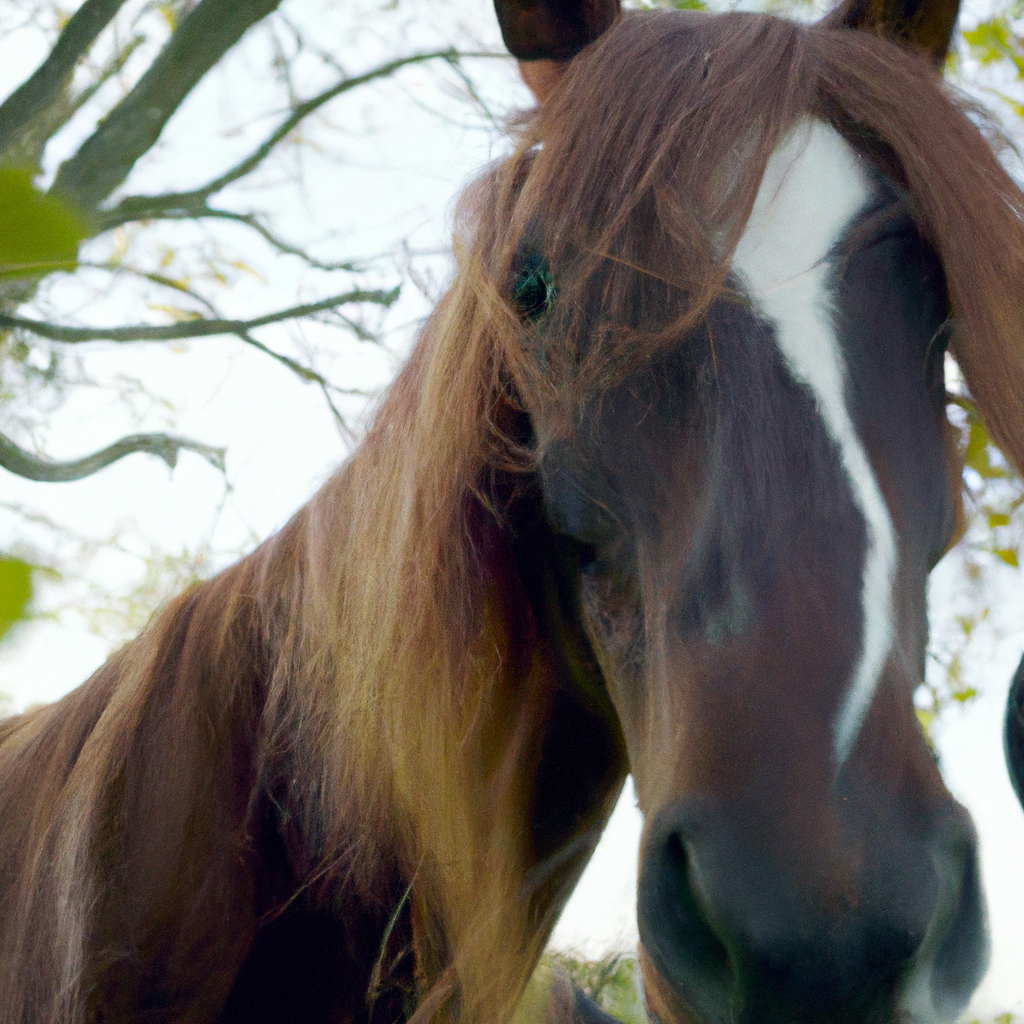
[494,0,620,60]
[494,0,621,101]
[822,0,961,65]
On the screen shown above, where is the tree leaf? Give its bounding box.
[0,557,33,644]
[995,548,1020,567]
[953,686,979,703]
[963,17,1024,76]
[0,168,88,277]
[916,707,936,741]
[964,417,1010,480]
[158,2,178,31]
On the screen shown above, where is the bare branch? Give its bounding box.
[4,34,146,173]
[176,49,463,196]
[431,58,504,131]
[57,35,147,131]
[328,310,383,344]
[0,287,399,344]
[318,381,357,445]
[100,204,436,277]
[230,329,376,395]
[77,261,220,317]
[0,0,130,159]
[235,330,331,384]
[0,429,225,483]
[53,0,285,212]
[107,206,368,273]
[213,211,362,271]
[102,49,502,226]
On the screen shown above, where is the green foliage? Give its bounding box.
[545,951,647,1024]
[0,167,88,279]
[0,555,32,644]
[920,395,1024,721]
[638,0,709,11]
[547,949,1021,1024]
[959,3,1024,116]
[963,16,1024,76]
[962,403,1014,484]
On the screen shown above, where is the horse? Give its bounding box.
[2,0,1024,1020]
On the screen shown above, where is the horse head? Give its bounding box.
[485,0,1024,1020]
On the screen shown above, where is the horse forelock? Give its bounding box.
[452,9,1024,482]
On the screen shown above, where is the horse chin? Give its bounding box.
[1004,653,1024,811]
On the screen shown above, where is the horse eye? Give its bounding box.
[512,252,555,322]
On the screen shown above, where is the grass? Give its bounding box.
[543,951,646,1024]
[544,950,1020,1024]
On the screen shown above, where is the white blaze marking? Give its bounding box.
[731,120,898,766]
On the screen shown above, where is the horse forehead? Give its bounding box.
[734,120,870,291]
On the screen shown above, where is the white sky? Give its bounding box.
[0,0,1022,1016]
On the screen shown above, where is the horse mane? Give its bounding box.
[4,9,1024,1024]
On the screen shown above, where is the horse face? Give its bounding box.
[534,123,987,1023]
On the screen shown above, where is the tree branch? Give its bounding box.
[235,329,332,384]
[0,288,399,343]
[0,429,225,483]
[208,211,362,271]
[53,0,284,211]
[101,48,501,226]
[162,48,462,197]
[0,0,130,159]
[79,261,220,317]
[102,205,367,272]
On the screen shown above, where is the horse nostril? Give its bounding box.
[638,818,734,1022]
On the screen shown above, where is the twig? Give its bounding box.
[99,206,390,277]
[173,209,366,273]
[102,49,504,224]
[0,288,399,344]
[0,429,225,483]
[77,261,220,316]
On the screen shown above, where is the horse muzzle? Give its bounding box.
[636,795,988,1024]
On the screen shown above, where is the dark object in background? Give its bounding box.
[1004,654,1024,810]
